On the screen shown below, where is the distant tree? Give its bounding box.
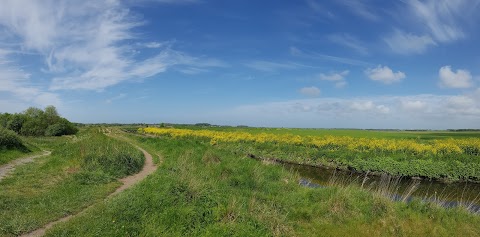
[0,106,78,137]
[44,105,60,125]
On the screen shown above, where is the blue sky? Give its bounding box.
[0,0,479,129]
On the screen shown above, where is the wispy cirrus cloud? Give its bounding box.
[245,60,319,72]
[0,0,224,93]
[385,0,479,54]
[0,50,61,107]
[290,46,372,67]
[405,0,475,43]
[327,33,368,55]
[336,0,379,21]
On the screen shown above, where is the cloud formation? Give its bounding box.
[318,70,349,88]
[327,33,368,55]
[384,30,436,55]
[227,93,480,129]
[365,65,405,84]
[299,86,321,97]
[439,65,473,89]
[0,0,223,92]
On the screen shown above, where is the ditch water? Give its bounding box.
[255,156,480,213]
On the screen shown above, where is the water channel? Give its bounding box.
[267,157,480,213]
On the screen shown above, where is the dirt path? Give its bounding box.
[0,150,51,182]
[21,133,157,237]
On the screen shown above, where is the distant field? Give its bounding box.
[174,125,480,140]
[139,126,480,181]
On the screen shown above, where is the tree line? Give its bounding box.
[0,106,78,136]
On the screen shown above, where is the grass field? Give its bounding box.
[45,132,480,236]
[2,126,479,236]
[140,126,480,182]
[0,128,144,236]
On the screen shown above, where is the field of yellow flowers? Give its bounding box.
[139,127,480,157]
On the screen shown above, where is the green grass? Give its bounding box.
[0,128,144,236]
[45,134,480,237]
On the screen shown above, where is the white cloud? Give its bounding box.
[327,33,368,55]
[299,86,321,97]
[405,0,477,43]
[365,65,406,84]
[318,70,349,88]
[0,50,60,108]
[439,65,473,89]
[0,0,224,92]
[224,94,480,129]
[336,0,378,21]
[401,100,427,111]
[384,30,436,54]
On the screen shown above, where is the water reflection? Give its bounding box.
[283,162,480,213]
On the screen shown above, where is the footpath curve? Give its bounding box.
[21,132,157,237]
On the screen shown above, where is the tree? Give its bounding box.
[6,114,26,133]
[0,106,78,137]
[44,105,60,125]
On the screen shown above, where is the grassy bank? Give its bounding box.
[46,134,480,237]
[0,128,144,236]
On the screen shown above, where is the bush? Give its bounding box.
[0,128,24,150]
[45,119,78,136]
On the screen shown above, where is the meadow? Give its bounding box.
[2,125,480,236]
[45,130,480,236]
[140,127,480,182]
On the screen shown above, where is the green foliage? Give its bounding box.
[0,128,24,150]
[45,119,78,136]
[0,106,77,137]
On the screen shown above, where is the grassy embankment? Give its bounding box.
[0,128,144,236]
[45,133,480,236]
[140,127,480,182]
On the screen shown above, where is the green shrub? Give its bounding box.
[45,119,78,136]
[0,128,24,150]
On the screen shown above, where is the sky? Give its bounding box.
[0,0,479,129]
